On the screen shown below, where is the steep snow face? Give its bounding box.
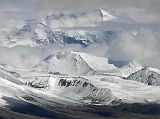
[35,52,95,76]
[72,52,117,73]
[127,67,160,86]
[28,76,113,104]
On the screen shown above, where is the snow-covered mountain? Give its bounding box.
[0,70,81,107]
[43,9,116,29]
[0,9,120,47]
[27,76,113,104]
[1,68,160,107]
[1,25,119,48]
[1,9,159,49]
[115,61,143,77]
[0,51,160,112]
[0,67,22,85]
[127,67,160,86]
[35,51,96,76]
[34,51,142,77]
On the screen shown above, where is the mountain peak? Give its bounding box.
[98,9,116,21]
[127,66,160,86]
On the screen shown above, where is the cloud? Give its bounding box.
[0,44,81,69]
[0,46,41,69]
[0,28,159,70]
[0,0,160,23]
[108,28,160,68]
[33,0,160,15]
[34,0,107,11]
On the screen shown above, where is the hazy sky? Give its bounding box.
[0,0,159,14]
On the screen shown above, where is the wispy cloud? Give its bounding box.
[108,28,160,68]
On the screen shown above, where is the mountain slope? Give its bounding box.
[35,51,96,76]
[35,51,143,77]
[116,62,143,77]
[27,76,114,104]
[0,70,81,107]
[126,67,160,86]
[0,67,22,85]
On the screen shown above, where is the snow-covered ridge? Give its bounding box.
[71,51,117,72]
[0,67,22,85]
[117,62,143,77]
[0,72,80,107]
[27,76,114,104]
[0,9,119,47]
[2,24,119,47]
[35,51,142,76]
[0,62,160,107]
[127,67,160,86]
[35,51,96,76]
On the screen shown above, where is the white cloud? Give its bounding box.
[108,28,160,68]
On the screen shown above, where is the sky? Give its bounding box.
[34,0,160,14]
[0,0,160,14]
[0,0,159,22]
[0,0,160,22]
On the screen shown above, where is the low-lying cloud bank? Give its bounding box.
[108,28,160,68]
